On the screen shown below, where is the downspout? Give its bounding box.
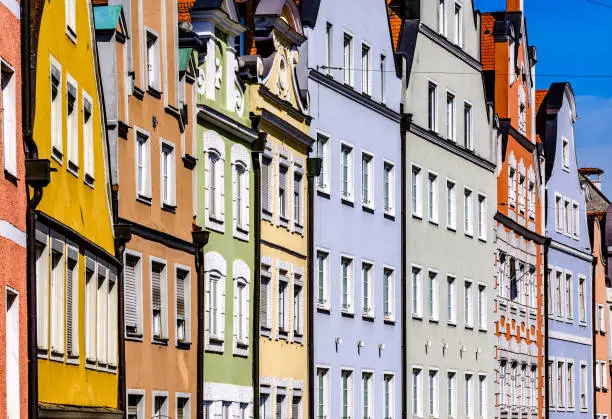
[306,156,321,419]
[543,237,551,418]
[192,229,209,419]
[592,251,598,416]
[251,130,266,419]
[400,111,411,419]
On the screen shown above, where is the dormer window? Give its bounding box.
[518,87,527,134]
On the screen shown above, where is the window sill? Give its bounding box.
[412,213,423,221]
[152,337,169,346]
[293,335,304,345]
[50,353,65,363]
[262,211,273,223]
[52,147,63,165]
[66,26,77,44]
[147,86,162,99]
[429,317,439,324]
[412,314,423,320]
[465,325,474,330]
[67,161,79,177]
[478,236,487,243]
[316,188,330,199]
[162,203,177,213]
[362,313,375,322]
[136,194,152,206]
[176,340,191,350]
[4,170,17,185]
[125,333,143,342]
[133,85,145,100]
[341,197,354,207]
[341,310,355,318]
[236,341,249,349]
[478,327,487,333]
[84,173,95,188]
[447,321,457,327]
[384,212,396,221]
[278,330,289,340]
[429,219,439,226]
[316,304,330,314]
[66,356,80,366]
[260,327,272,338]
[362,204,375,214]
[384,317,396,325]
[447,225,457,232]
[464,232,474,238]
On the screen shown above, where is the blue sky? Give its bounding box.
[474,0,612,197]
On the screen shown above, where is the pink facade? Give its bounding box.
[0,0,28,417]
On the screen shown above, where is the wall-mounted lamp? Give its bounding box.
[336,337,343,345]
[358,340,365,348]
[152,115,158,129]
[425,340,432,354]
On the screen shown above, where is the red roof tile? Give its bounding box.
[535,89,548,114]
[481,14,496,71]
[387,0,402,51]
[178,0,195,23]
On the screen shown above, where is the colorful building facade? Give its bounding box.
[538,83,593,418]
[0,0,27,417]
[247,1,312,417]
[93,0,204,417]
[482,2,546,417]
[397,0,498,417]
[580,168,611,419]
[308,0,402,418]
[32,0,121,416]
[187,0,258,416]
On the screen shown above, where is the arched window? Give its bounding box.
[204,131,226,232]
[232,259,250,356]
[231,144,251,240]
[204,251,227,351]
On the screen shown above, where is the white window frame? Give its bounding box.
[446,179,456,230]
[316,249,330,310]
[66,74,79,174]
[160,139,176,208]
[383,373,395,419]
[361,151,374,209]
[150,257,168,342]
[340,255,354,314]
[412,265,423,318]
[478,283,487,331]
[411,163,423,218]
[204,251,227,352]
[447,370,457,417]
[361,42,371,95]
[454,2,463,47]
[175,393,191,419]
[562,137,570,170]
[145,28,161,92]
[429,368,440,417]
[127,389,146,419]
[464,188,473,237]
[428,171,439,224]
[383,160,395,216]
[316,367,330,419]
[50,57,63,163]
[343,32,354,86]
[478,194,487,241]
[152,391,169,419]
[50,239,65,357]
[428,270,439,322]
[463,101,473,150]
[82,91,94,185]
[233,260,250,355]
[324,23,332,76]
[124,249,144,338]
[65,0,76,38]
[340,369,354,419]
[174,265,191,345]
[361,371,374,419]
[572,200,580,239]
[447,275,457,325]
[361,260,374,318]
[232,144,251,240]
[464,279,473,328]
[478,374,487,419]
[555,193,563,232]
[412,367,424,417]
[316,132,331,194]
[464,372,474,419]
[428,81,438,133]
[5,287,19,419]
[446,90,456,141]
[565,271,573,321]
[579,276,587,324]
[580,362,588,411]
[383,266,395,322]
[340,142,354,202]
[1,59,17,177]
[135,128,152,200]
[439,0,447,36]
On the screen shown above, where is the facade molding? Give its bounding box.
[418,24,482,72]
[0,0,19,18]
[0,219,26,248]
[549,238,594,262]
[197,104,258,144]
[203,382,253,404]
[548,330,592,346]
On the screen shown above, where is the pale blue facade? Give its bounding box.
[541,83,594,417]
[303,0,403,418]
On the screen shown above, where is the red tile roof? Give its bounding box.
[480,14,496,71]
[178,0,195,23]
[535,89,548,112]
[387,0,402,51]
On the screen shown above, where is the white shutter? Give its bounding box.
[205,275,211,334]
[184,271,191,341]
[85,259,96,361]
[152,263,161,311]
[50,243,65,354]
[177,271,186,319]
[244,282,250,341]
[107,272,117,366]
[124,255,139,333]
[233,280,238,340]
[262,158,271,212]
[146,139,152,197]
[66,256,77,356]
[217,158,225,221]
[97,264,108,364]
[260,278,268,329]
[219,276,226,338]
[1,67,16,176]
[243,170,250,231]
[35,239,49,351]
[161,265,168,338]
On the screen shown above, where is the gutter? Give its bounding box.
[193,229,209,419]
[251,128,266,419]
[592,250,597,415]
[306,156,321,419]
[400,111,411,419]
[543,237,551,418]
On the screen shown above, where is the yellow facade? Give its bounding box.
[250,2,311,416]
[33,0,118,412]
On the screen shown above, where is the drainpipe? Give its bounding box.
[400,110,411,419]
[192,228,209,419]
[306,156,321,419]
[592,250,598,416]
[543,237,551,418]
[251,130,266,419]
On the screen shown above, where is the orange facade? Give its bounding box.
[0,1,27,417]
[482,3,545,417]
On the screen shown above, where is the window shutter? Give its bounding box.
[66,257,77,356]
[124,255,139,333]
[205,275,211,334]
[243,171,250,231]
[177,271,185,319]
[276,398,282,419]
[233,280,238,339]
[2,69,16,176]
[262,158,271,212]
[108,273,118,366]
[260,278,268,329]
[217,158,225,221]
[244,282,250,341]
[291,397,299,419]
[85,259,96,361]
[219,276,226,337]
[177,401,184,419]
[152,262,162,311]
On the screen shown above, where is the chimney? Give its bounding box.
[579,168,604,191]
[506,0,523,12]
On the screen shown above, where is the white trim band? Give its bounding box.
[0,220,26,248]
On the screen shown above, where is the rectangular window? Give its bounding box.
[316,368,329,419]
[276,391,286,419]
[341,144,353,200]
[428,271,439,321]
[556,270,563,316]
[207,272,223,339]
[279,165,288,220]
[341,370,353,419]
[565,273,573,319]
[428,172,439,224]
[500,361,507,407]
[446,92,455,141]
[478,284,487,330]
[361,44,370,95]
[361,372,373,419]
[429,369,439,417]
[136,132,151,198]
[83,95,94,183]
[85,260,96,361]
[412,368,423,417]
[555,195,563,231]
[557,360,565,408]
[1,62,17,177]
[478,375,487,419]
[384,162,395,214]
[278,272,289,336]
[261,156,272,215]
[66,78,78,172]
[562,138,570,169]
[581,363,588,409]
[478,195,487,241]
[317,251,329,308]
[5,289,19,418]
[412,266,423,317]
[567,362,574,408]
[294,172,302,227]
[573,201,580,237]
[384,374,394,419]
[146,30,161,91]
[464,189,473,236]
[547,361,553,407]
[291,395,301,419]
[343,33,353,86]
[564,199,571,235]
[447,180,456,229]
[380,55,386,103]
[65,0,76,35]
[599,305,605,332]
[176,396,190,419]
[464,280,473,328]
[447,372,456,417]
[464,373,473,418]
[454,3,462,46]
[50,63,62,160]
[176,268,190,343]
[428,82,438,132]
[154,395,168,419]
[325,23,332,75]
[464,102,472,149]
[579,277,586,322]
[447,276,456,324]
[316,134,330,192]
[341,257,354,313]
[235,164,248,231]
[362,262,373,316]
[127,392,144,419]
[383,268,394,320]
[161,142,176,206]
[547,268,553,317]
[293,280,303,338]
[508,166,516,208]
[66,253,79,358]
[412,165,422,217]
[124,253,142,336]
[95,265,108,364]
[151,261,168,340]
[438,0,446,35]
[361,153,373,207]
[50,245,65,355]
